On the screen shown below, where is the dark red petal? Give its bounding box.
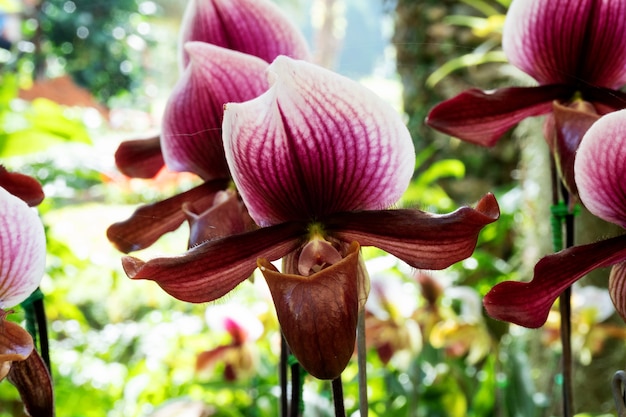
[107,180,229,253]
[122,222,304,303]
[329,193,499,270]
[259,242,361,379]
[7,349,54,417]
[584,87,626,113]
[0,166,44,207]
[114,135,164,179]
[484,234,626,328]
[426,85,572,145]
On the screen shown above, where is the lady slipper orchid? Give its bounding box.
[483,109,626,327]
[0,183,45,376]
[108,43,270,252]
[115,0,310,178]
[109,0,311,253]
[426,0,626,194]
[121,56,500,380]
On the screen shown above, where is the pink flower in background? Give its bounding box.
[426,0,626,194]
[109,0,310,253]
[484,109,626,327]
[121,57,499,379]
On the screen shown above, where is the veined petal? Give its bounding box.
[484,234,626,328]
[0,166,44,207]
[162,43,269,180]
[426,85,572,145]
[114,135,164,179]
[259,242,361,379]
[503,0,626,87]
[575,109,626,228]
[223,56,415,226]
[122,222,304,303]
[328,193,499,270]
[179,0,310,67]
[609,262,626,322]
[0,187,46,309]
[107,179,229,253]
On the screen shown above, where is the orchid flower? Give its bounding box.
[121,56,500,380]
[483,109,626,327]
[0,184,52,415]
[426,0,626,194]
[109,0,310,253]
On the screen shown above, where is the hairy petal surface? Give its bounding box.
[503,0,626,87]
[107,180,229,253]
[426,85,572,145]
[179,0,310,67]
[575,109,626,228]
[224,56,415,226]
[0,187,46,308]
[484,234,626,328]
[122,222,304,303]
[259,242,361,380]
[328,193,500,270]
[0,167,44,207]
[162,43,269,180]
[114,135,164,179]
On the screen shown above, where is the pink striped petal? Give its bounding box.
[575,109,626,228]
[0,187,46,308]
[329,193,499,270]
[162,43,269,180]
[426,85,571,145]
[179,0,310,67]
[223,57,415,227]
[484,235,626,328]
[503,0,626,87]
[122,222,304,303]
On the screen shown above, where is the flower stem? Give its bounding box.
[290,359,303,417]
[332,376,346,417]
[559,212,575,417]
[357,308,368,416]
[280,336,288,417]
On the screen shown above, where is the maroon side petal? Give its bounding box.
[107,180,229,253]
[259,242,361,379]
[484,234,626,328]
[114,135,164,179]
[585,87,626,113]
[0,166,44,207]
[329,193,499,270]
[122,222,304,303]
[426,85,572,145]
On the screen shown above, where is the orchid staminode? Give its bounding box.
[484,109,626,327]
[426,0,626,194]
[121,56,499,380]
